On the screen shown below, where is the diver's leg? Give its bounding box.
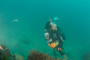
[52,48,58,56]
[58,48,67,60]
[62,54,68,60]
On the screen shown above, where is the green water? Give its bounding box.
[0,0,90,60]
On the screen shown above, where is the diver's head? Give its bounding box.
[50,22,57,31]
[45,22,57,31]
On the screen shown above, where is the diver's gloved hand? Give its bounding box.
[47,39,52,43]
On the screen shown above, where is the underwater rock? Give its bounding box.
[1,54,10,60]
[0,44,13,57]
[55,58,61,60]
[0,44,15,60]
[27,51,61,60]
[14,53,24,60]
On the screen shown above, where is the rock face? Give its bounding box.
[27,51,61,60]
[0,44,14,60]
[0,44,62,60]
[82,52,90,60]
[0,45,12,57]
[14,53,24,60]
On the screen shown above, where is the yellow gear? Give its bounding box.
[48,43,56,48]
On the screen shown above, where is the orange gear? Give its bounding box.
[48,43,56,48]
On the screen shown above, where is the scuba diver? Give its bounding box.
[44,19,67,60]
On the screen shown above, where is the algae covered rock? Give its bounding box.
[27,51,61,60]
[56,58,61,60]
[14,53,24,60]
[0,44,14,60]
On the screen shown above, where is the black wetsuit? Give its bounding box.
[48,28,65,56]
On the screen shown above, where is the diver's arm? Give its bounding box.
[44,30,52,43]
[60,36,64,42]
[57,27,66,40]
[44,32,49,40]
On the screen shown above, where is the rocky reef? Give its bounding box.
[27,51,61,60]
[0,44,62,60]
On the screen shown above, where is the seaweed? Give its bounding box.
[27,51,61,60]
